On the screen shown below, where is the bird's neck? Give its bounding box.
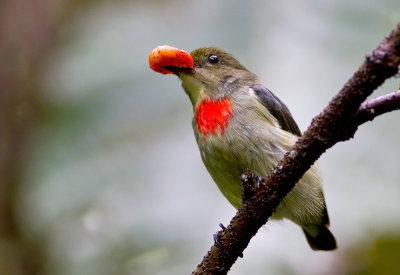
[195,98,233,138]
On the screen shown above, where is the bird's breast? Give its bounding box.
[195,98,233,138]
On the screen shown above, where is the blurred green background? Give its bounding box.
[1,0,400,274]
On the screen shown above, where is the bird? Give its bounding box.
[149,45,337,250]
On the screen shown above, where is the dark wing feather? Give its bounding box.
[251,84,302,136]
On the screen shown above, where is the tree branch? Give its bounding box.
[356,89,400,124]
[192,22,400,275]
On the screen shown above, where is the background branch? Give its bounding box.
[192,22,400,275]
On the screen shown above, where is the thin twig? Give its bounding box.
[356,89,400,124]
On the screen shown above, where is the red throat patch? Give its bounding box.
[195,98,233,137]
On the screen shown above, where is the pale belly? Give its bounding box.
[195,124,326,226]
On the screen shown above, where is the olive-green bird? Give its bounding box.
[149,45,337,250]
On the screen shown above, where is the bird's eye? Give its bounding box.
[208,54,220,64]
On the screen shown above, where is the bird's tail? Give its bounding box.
[302,224,337,251]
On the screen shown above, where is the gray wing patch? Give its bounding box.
[251,84,302,136]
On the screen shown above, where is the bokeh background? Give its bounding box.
[1,0,400,274]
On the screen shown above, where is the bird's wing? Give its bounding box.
[251,84,302,136]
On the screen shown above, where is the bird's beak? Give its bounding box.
[149,45,194,75]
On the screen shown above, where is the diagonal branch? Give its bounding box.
[192,22,400,275]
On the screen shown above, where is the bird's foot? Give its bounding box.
[213,223,226,244]
[240,170,263,202]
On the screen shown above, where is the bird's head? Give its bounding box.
[149,46,257,107]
